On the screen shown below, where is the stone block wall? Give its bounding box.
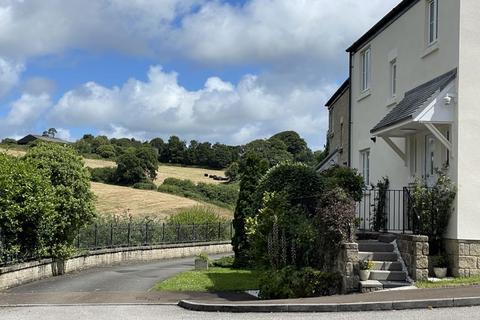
[395,234,429,280]
[337,242,359,293]
[444,239,480,277]
[0,241,232,291]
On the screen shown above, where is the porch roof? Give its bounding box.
[370,69,457,134]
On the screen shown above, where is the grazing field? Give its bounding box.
[91,182,232,219]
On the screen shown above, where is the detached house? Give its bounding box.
[329,0,480,278]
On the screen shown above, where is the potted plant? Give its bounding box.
[195,252,209,271]
[359,259,374,281]
[432,254,448,279]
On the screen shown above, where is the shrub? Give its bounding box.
[96,144,116,159]
[89,167,117,183]
[209,256,234,268]
[167,206,227,225]
[23,143,96,259]
[115,147,158,185]
[321,166,364,202]
[373,177,389,232]
[225,161,240,181]
[133,182,157,190]
[163,177,196,189]
[258,267,342,299]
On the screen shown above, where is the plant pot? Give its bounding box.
[434,267,447,279]
[359,270,370,281]
[195,258,208,271]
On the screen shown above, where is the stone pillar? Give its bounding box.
[445,239,480,277]
[396,234,429,280]
[337,243,359,293]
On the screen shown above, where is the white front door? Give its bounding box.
[425,134,437,186]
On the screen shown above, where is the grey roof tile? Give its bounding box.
[370,69,457,134]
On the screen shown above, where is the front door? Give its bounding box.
[425,134,437,186]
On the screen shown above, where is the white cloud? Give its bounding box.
[22,77,56,95]
[0,57,24,98]
[0,93,51,137]
[49,66,331,147]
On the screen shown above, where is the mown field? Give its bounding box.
[1,147,232,219]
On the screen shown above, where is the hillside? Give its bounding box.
[91,182,232,219]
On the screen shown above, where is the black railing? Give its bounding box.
[0,221,233,267]
[356,188,418,233]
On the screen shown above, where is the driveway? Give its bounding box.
[0,254,248,305]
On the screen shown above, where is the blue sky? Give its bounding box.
[0,0,400,150]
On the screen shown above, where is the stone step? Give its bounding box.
[359,251,398,262]
[370,270,407,281]
[371,261,403,271]
[380,281,413,289]
[359,280,412,293]
[358,241,394,252]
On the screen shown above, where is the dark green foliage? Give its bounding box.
[244,139,293,167]
[255,162,324,216]
[158,178,239,208]
[258,267,342,299]
[0,154,56,261]
[269,131,314,163]
[209,256,235,268]
[132,182,157,190]
[165,136,187,164]
[1,138,17,145]
[88,167,117,183]
[96,144,116,159]
[225,161,239,181]
[373,177,389,232]
[23,143,96,258]
[232,152,268,267]
[167,206,227,225]
[321,166,364,202]
[115,147,158,185]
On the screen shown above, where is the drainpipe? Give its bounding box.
[348,52,353,168]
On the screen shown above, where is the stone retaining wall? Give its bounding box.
[395,234,429,280]
[444,239,480,277]
[0,241,232,291]
[337,243,359,293]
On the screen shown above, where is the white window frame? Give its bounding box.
[360,149,370,186]
[361,48,371,92]
[390,59,397,98]
[427,0,439,45]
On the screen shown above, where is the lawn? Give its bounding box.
[416,276,480,289]
[154,267,260,292]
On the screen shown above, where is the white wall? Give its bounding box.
[351,0,460,188]
[456,0,480,240]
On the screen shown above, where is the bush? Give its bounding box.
[209,256,234,268]
[115,147,158,185]
[168,206,227,225]
[163,177,196,189]
[96,144,116,159]
[89,167,117,183]
[225,161,239,181]
[133,182,157,190]
[321,166,364,202]
[259,267,342,299]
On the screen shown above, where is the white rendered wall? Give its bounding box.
[456,0,480,240]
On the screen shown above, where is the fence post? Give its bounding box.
[218,222,221,240]
[110,222,114,247]
[192,223,196,242]
[77,228,81,249]
[127,217,131,247]
[205,222,209,241]
[230,222,233,239]
[94,224,98,248]
[145,222,149,245]
[162,223,165,242]
[177,224,180,242]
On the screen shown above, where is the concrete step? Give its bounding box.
[380,281,413,289]
[359,252,398,262]
[358,241,394,252]
[378,234,397,243]
[372,261,403,271]
[360,280,412,293]
[370,270,407,281]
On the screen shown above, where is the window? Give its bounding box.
[390,59,397,98]
[427,0,439,45]
[361,48,371,91]
[360,149,370,185]
[328,109,334,133]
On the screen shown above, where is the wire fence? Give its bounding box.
[0,221,233,267]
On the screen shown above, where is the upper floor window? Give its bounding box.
[390,59,397,98]
[427,0,439,45]
[361,48,371,91]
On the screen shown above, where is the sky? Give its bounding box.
[0,0,401,150]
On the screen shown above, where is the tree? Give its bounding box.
[0,154,56,259]
[149,137,166,161]
[232,152,268,267]
[225,161,240,182]
[244,139,293,167]
[115,147,158,185]
[96,144,116,159]
[24,143,96,258]
[166,136,186,164]
[269,131,309,159]
[47,128,58,138]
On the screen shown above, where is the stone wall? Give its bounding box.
[337,242,359,293]
[395,234,429,280]
[444,239,480,277]
[0,241,232,291]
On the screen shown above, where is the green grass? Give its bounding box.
[154,267,260,292]
[416,275,480,288]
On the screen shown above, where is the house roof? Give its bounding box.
[370,69,457,134]
[17,134,71,144]
[325,79,350,108]
[315,148,340,172]
[347,0,419,53]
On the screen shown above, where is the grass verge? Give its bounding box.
[416,276,480,288]
[154,267,260,292]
